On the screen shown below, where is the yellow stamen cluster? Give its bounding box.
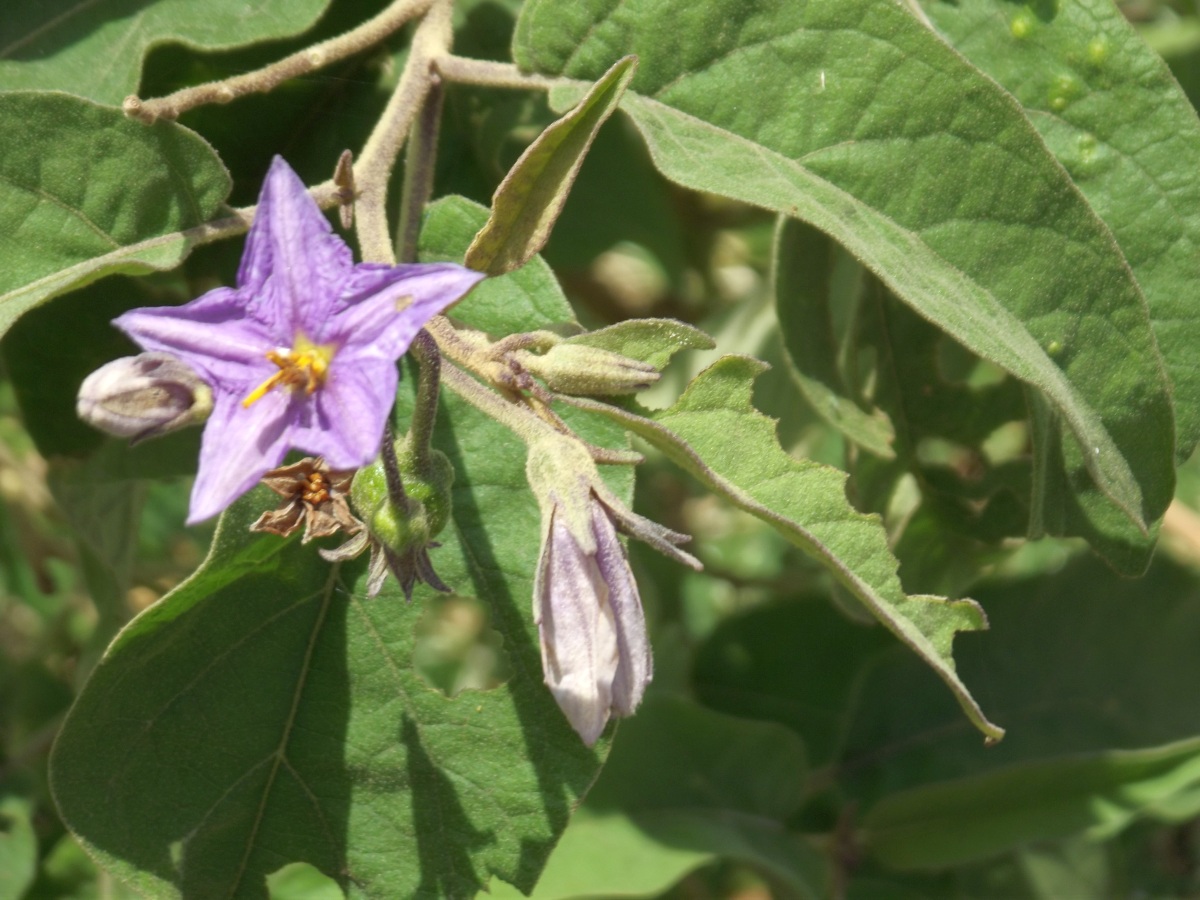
[242,337,334,408]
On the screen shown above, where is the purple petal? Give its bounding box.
[114,288,276,389]
[187,389,293,523]
[325,264,485,356]
[237,156,353,332]
[534,512,618,746]
[590,502,652,716]
[293,357,398,469]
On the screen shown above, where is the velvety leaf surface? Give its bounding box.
[918,0,1200,462]
[0,93,231,339]
[465,56,636,275]
[513,0,1175,567]
[49,200,613,898]
[566,357,1003,741]
[863,736,1200,870]
[420,195,573,333]
[486,696,825,899]
[0,0,331,105]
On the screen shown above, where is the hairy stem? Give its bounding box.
[124,0,434,122]
[407,330,442,467]
[434,57,562,91]
[396,72,445,264]
[380,426,410,508]
[355,0,453,264]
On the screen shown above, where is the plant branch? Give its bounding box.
[354,0,453,264]
[434,57,563,91]
[123,0,434,123]
[396,71,445,264]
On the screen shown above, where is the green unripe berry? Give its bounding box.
[350,438,455,554]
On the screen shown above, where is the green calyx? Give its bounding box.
[350,438,454,553]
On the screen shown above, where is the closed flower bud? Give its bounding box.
[527,433,700,745]
[76,352,213,444]
[517,343,659,396]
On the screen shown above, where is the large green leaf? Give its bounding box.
[513,0,1175,568]
[48,200,612,898]
[0,93,231,338]
[917,0,1200,463]
[0,0,331,105]
[566,357,1004,742]
[487,696,826,899]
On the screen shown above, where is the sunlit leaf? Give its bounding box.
[0,93,231,339]
[0,0,331,105]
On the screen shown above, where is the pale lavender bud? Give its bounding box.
[527,434,700,744]
[77,352,212,444]
[534,498,653,745]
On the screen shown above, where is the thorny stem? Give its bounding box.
[123,0,434,122]
[355,0,453,263]
[407,330,442,467]
[396,72,445,264]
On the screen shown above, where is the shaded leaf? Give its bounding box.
[773,217,895,459]
[0,0,331,105]
[863,737,1200,870]
[488,696,825,899]
[0,93,231,339]
[465,56,637,275]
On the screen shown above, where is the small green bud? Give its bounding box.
[517,343,659,396]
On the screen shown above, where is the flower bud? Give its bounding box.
[518,343,659,396]
[76,352,212,444]
[525,432,701,744]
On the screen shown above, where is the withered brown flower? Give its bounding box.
[250,457,362,543]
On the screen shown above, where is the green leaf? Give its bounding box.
[917,0,1200,463]
[832,556,1200,807]
[565,357,1003,741]
[487,696,826,899]
[693,597,896,769]
[863,736,1200,870]
[513,0,1175,564]
[0,795,36,900]
[49,196,617,898]
[421,195,574,333]
[0,0,331,105]
[0,93,231,339]
[773,217,895,459]
[563,318,714,370]
[465,56,637,275]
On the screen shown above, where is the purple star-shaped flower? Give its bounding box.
[115,156,483,523]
